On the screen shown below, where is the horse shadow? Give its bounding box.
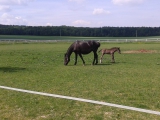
[97,61,127,65]
[112,62,126,64]
[67,63,112,66]
[0,66,26,72]
[96,63,112,66]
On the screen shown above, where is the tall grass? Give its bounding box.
[0,42,160,120]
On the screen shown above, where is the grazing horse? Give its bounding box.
[64,40,100,65]
[99,47,121,63]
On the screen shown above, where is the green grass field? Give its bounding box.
[0,41,160,120]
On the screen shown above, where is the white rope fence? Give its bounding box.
[0,39,160,43]
[0,85,160,115]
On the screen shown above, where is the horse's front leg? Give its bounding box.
[79,54,85,65]
[95,52,98,65]
[74,53,78,65]
[93,52,98,65]
[111,54,115,63]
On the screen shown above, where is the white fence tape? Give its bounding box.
[0,39,160,43]
[0,85,160,115]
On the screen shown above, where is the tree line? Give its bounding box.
[0,24,160,37]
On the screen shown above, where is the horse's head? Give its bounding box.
[117,47,121,54]
[64,53,70,65]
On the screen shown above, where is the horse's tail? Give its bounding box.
[98,49,102,53]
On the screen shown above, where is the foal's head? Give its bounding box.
[117,47,121,54]
[64,53,70,65]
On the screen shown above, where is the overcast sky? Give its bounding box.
[0,0,160,27]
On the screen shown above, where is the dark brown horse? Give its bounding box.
[99,47,121,63]
[64,40,100,65]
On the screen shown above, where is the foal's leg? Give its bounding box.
[79,54,85,65]
[100,53,104,63]
[111,54,115,63]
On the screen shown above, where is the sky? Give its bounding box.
[0,0,160,27]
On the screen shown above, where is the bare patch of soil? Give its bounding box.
[123,49,157,54]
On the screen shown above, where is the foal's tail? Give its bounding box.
[98,49,102,53]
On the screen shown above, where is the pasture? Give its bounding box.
[0,41,160,120]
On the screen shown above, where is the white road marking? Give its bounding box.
[0,85,160,115]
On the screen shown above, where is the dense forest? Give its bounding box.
[0,24,160,37]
